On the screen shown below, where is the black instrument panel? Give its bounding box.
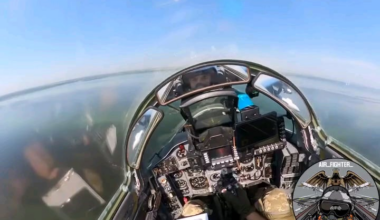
[234,111,279,149]
[208,146,233,159]
[153,139,301,219]
[153,111,287,178]
[153,112,298,220]
[151,113,290,219]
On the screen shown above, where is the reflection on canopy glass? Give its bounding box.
[0,73,157,220]
[156,64,250,105]
[254,74,311,124]
[127,108,162,168]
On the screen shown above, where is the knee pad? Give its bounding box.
[254,188,295,220]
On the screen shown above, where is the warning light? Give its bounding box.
[179,144,185,151]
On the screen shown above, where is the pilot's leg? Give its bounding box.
[181,200,212,218]
[254,187,295,220]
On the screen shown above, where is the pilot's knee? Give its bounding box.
[181,200,207,217]
[255,188,295,220]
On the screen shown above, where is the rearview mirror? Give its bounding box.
[156,64,251,105]
[253,74,311,124]
[127,108,163,169]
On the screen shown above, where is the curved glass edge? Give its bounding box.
[252,73,312,128]
[126,107,164,169]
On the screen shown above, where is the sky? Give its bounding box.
[1,0,380,96]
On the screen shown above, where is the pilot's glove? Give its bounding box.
[223,187,255,219]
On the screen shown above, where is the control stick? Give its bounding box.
[215,168,239,195]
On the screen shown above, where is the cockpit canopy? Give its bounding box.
[127,60,314,169]
[156,63,251,105]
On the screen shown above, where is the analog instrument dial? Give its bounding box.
[187,168,202,176]
[173,171,183,179]
[210,173,221,182]
[189,176,208,189]
[176,179,188,189]
[176,149,187,159]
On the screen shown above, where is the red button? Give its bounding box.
[179,144,185,150]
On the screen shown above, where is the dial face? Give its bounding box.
[189,176,208,189]
[173,171,183,179]
[176,149,187,159]
[210,173,221,182]
[176,179,188,189]
[187,168,202,176]
[243,163,254,172]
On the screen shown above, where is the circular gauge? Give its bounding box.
[187,168,202,176]
[243,163,254,172]
[173,171,183,179]
[176,179,187,189]
[210,173,221,182]
[176,149,187,159]
[189,176,208,189]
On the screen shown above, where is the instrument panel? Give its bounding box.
[153,139,301,219]
[152,113,297,219]
[153,142,274,196]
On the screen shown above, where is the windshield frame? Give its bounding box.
[224,65,249,81]
[252,72,312,128]
[126,106,164,169]
[127,60,318,171]
[155,61,252,106]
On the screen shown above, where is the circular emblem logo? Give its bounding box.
[292,158,379,220]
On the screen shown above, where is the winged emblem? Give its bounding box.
[299,168,372,190]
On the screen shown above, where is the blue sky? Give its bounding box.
[1,0,380,95]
